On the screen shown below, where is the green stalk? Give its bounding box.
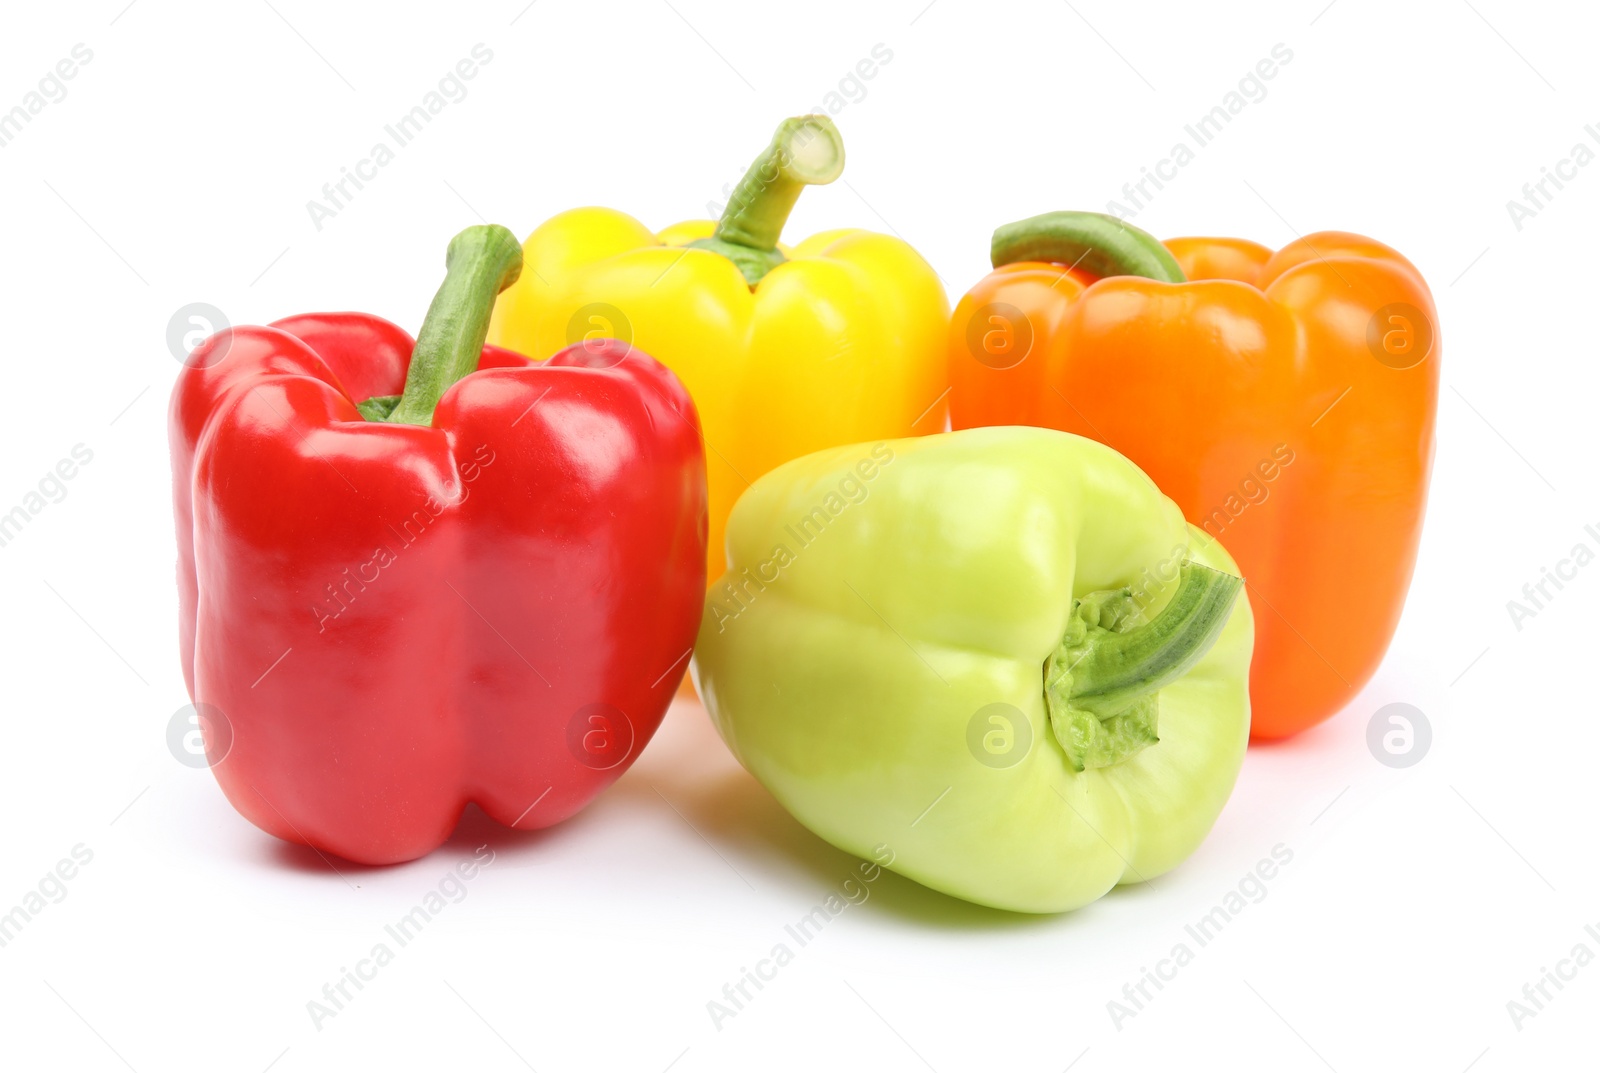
[383,225,524,427]
[689,115,846,285]
[991,211,1186,283]
[1045,561,1241,771]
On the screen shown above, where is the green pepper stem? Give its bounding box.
[689,115,845,285]
[991,210,1186,283]
[1045,561,1241,771]
[384,225,523,426]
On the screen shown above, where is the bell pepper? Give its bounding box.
[486,114,949,585]
[949,212,1438,740]
[169,225,707,865]
[692,426,1252,914]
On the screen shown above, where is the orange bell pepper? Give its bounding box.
[949,212,1438,740]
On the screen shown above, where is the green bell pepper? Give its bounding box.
[693,426,1254,914]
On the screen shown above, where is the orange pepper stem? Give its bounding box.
[689,115,845,285]
[991,211,1186,283]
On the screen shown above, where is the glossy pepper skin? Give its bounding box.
[693,427,1252,914]
[170,226,706,865]
[487,116,949,585]
[950,214,1438,740]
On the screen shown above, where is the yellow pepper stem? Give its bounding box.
[690,115,845,285]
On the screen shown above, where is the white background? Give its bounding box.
[0,0,1593,1069]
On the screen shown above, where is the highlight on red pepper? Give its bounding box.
[948,211,1438,740]
[169,225,708,865]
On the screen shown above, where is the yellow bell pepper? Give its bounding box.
[487,115,949,582]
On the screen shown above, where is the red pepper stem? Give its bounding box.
[688,115,845,285]
[385,225,524,426]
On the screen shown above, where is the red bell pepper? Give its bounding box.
[170,225,707,865]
